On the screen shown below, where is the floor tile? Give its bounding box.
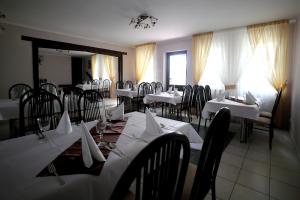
[217,162,240,182]
[246,149,270,164]
[225,145,248,157]
[270,179,300,200]
[215,176,235,200]
[242,159,270,177]
[221,152,244,168]
[237,170,269,194]
[271,165,300,188]
[230,184,268,200]
[271,154,300,172]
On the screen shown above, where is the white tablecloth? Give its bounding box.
[143,92,182,105]
[76,84,100,90]
[0,99,19,120]
[115,89,138,98]
[0,112,202,200]
[202,99,259,120]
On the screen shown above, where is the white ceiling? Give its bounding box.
[1,0,300,47]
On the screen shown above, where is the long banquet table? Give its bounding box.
[0,112,203,200]
[143,91,183,105]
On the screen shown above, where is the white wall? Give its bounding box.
[0,23,135,98]
[156,37,193,88]
[291,16,300,158]
[39,54,72,85]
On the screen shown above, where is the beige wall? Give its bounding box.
[291,16,300,158]
[0,23,135,98]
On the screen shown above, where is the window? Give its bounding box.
[166,51,187,89]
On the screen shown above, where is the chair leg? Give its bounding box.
[211,182,216,200]
[204,119,207,128]
[269,126,274,150]
[198,117,201,132]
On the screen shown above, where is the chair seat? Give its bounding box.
[182,163,198,200]
[259,111,272,118]
[253,116,271,125]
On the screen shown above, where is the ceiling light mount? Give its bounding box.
[130,14,158,29]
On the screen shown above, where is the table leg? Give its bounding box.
[240,119,248,143]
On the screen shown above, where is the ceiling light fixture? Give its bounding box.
[129,14,158,29]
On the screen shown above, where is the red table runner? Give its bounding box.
[37,118,128,177]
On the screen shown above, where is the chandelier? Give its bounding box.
[129,14,158,29]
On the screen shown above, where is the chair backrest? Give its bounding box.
[116,81,124,89]
[103,79,111,90]
[204,85,212,101]
[190,107,231,200]
[40,83,58,95]
[137,82,145,97]
[9,83,31,99]
[192,85,200,106]
[91,79,101,90]
[198,86,206,109]
[78,90,104,122]
[150,81,156,91]
[110,133,190,200]
[143,82,153,95]
[181,85,193,106]
[271,88,283,123]
[156,82,163,93]
[124,80,133,89]
[19,89,63,136]
[63,87,83,123]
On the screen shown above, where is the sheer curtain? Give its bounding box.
[102,55,117,97]
[135,43,156,83]
[192,32,213,84]
[247,20,290,127]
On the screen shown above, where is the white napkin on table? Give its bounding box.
[139,108,164,142]
[106,103,124,121]
[174,90,181,96]
[80,121,106,168]
[56,111,72,134]
[216,90,225,101]
[246,91,257,105]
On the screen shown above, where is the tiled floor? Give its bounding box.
[193,120,300,200]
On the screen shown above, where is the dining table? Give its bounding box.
[0,111,203,200]
[115,89,138,99]
[143,91,183,105]
[202,98,260,142]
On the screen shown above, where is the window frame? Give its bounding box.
[166,50,187,91]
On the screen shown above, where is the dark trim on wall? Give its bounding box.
[22,35,126,88]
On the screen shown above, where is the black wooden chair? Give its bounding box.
[191,85,200,118]
[102,79,111,98]
[132,82,145,111]
[110,132,190,200]
[204,85,212,101]
[19,89,63,136]
[142,82,154,112]
[197,86,207,131]
[155,82,163,93]
[124,80,134,89]
[63,87,83,124]
[171,85,193,122]
[78,90,104,122]
[116,81,124,105]
[182,107,231,200]
[91,79,101,91]
[40,83,58,96]
[251,88,283,149]
[9,83,31,99]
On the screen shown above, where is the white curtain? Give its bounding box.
[200,27,277,111]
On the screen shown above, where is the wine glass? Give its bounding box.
[96,119,107,147]
[36,117,51,140]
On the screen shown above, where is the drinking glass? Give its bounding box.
[96,120,107,146]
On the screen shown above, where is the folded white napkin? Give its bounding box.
[174,90,181,96]
[216,90,225,101]
[56,111,72,134]
[106,103,124,121]
[139,108,164,142]
[80,121,106,168]
[246,91,257,105]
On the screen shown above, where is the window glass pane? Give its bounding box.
[169,53,186,85]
